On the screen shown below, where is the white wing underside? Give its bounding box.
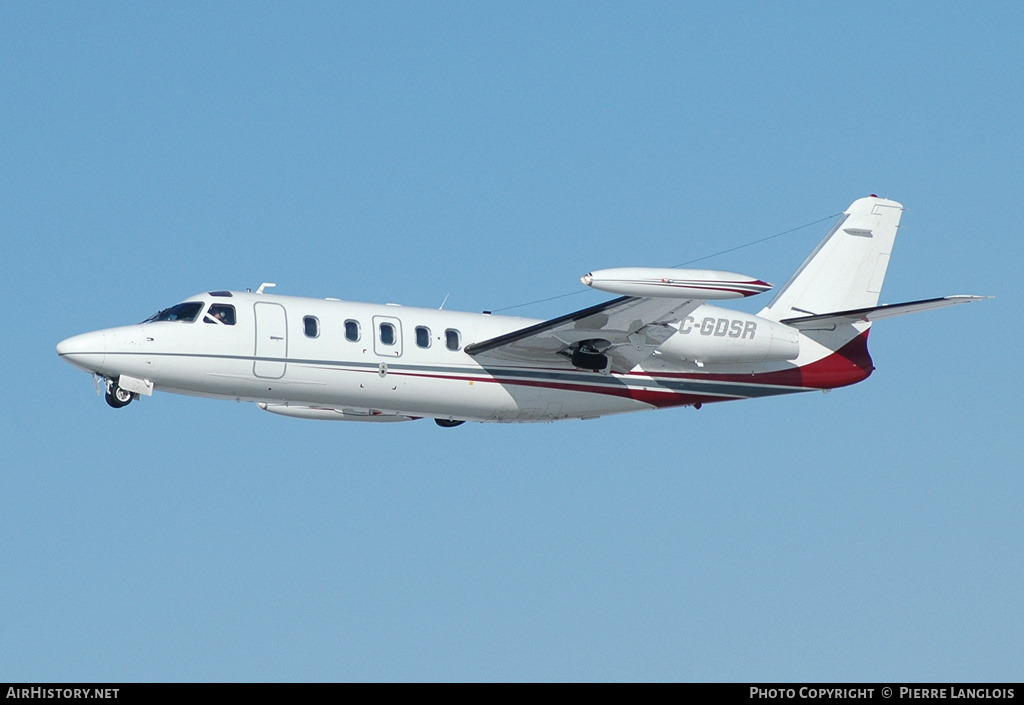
[465,296,701,373]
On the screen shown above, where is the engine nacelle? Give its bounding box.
[581,267,772,299]
[657,306,799,364]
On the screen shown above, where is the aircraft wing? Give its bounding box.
[465,296,701,372]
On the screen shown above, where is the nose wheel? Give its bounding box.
[104,381,134,409]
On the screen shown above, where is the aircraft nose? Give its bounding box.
[56,331,106,373]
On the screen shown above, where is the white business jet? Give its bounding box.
[57,196,986,426]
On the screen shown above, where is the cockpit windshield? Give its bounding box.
[144,302,204,323]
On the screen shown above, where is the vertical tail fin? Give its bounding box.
[760,196,903,321]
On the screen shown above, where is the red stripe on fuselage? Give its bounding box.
[631,330,874,390]
[339,331,873,412]
[383,369,719,409]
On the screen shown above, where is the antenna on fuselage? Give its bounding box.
[439,293,450,310]
[256,282,276,294]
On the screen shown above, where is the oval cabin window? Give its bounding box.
[345,320,360,342]
[303,316,319,338]
[415,326,431,348]
[445,329,461,351]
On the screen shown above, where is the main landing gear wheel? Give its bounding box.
[435,418,465,428]
[105,383,133,409]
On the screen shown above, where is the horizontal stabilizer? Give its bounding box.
[781,295,990,330]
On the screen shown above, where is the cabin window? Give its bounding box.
[145,302,204,323]
[415,326,431,348]
[203,304,236,325]
[345,319,360,342]
[303,316,319,338]
[379,322,396,346]
[445,328,461,351]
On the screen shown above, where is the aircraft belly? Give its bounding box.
[335,366,518,420]
[514,386,652,421]
[262,361,650,422]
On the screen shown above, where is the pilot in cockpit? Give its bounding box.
[204,304,236,325]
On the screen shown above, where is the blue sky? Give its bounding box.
[1,2,1020,681]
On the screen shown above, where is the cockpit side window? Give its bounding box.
[145,302,204,323]
[204,304,236,325]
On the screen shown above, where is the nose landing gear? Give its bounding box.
[104,380,135,409]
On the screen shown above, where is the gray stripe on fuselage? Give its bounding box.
[105,351,808,400]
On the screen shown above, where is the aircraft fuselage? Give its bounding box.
[56,197,987,425]
[57,290,855,423]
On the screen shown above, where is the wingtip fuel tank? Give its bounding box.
[581,268,772,299]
